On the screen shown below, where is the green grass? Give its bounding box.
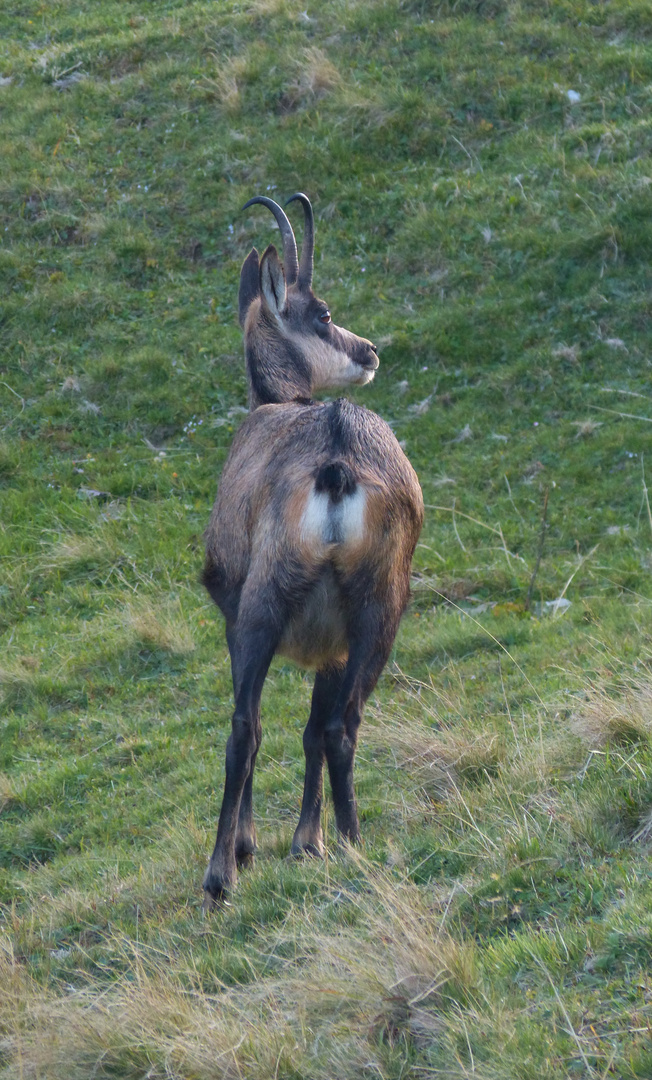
[2,0,652,1075]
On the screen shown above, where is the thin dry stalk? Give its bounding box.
[424,502,526,569]
[419,584,546,707]
[632,807,652,845]
[525,486,549,612]
[553,543,599,613]
[641,455,652,538]
[526,949,597,1076]
[589,404,652,423]
[451,498,467,553]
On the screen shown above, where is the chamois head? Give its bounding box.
[238,193,379,408]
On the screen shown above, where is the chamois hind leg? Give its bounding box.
[291,666,345,857]
[203,615,279,910]
[324,594,405,844]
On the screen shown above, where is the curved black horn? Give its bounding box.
[242,196,299,285]
[286,192,314,290]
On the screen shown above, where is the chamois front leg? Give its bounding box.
[203,622,277,911]
[224,625,259,868]
[292,666,345,857]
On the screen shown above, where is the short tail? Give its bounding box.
[314,460,357,504]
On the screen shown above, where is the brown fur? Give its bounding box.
[201,196,423,908]
[205,402,422,664]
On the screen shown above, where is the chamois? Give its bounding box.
[202,193,423,908]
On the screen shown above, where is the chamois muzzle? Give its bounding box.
[351,337,379,373]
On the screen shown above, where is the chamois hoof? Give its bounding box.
[202,864,236,912]
[290,830,325,859]
[201,888,231,915]
[337,831,362,849]
[289,843,324,859]
[235,829,257,870]
[236,849,255,870]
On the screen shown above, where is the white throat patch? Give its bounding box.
[286,331,373,390]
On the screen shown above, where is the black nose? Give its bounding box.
[370,343,377,354]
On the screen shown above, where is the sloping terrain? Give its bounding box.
[1,1,652,1075]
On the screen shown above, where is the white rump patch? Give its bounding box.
[301,487,366,546]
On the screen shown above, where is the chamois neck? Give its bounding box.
[245,319,312,410]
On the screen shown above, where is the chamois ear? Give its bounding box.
[238,247,260,328]
[260,244,287,317]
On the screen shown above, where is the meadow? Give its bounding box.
[1,0,652,1075]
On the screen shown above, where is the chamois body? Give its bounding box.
[202,195,423,907]
[205,399,420,669]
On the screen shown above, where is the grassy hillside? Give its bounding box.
[1,0,652,1075]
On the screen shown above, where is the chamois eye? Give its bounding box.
[320,311,331,324]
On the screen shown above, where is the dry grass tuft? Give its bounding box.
[570,675,652,748]
[551,343,580,362]
[0,657,43,699]
[0,773,18,813]
[0,941,300,1080]
[60,375,81,393]
[0,858,480,1080]
[368,710,503,801]
[294,855,480,1036]
[572,418,602,438]
[201,55,249,111]
[336,83,395,129]
[632,807,652,845]
[246,0,297,15]
[282,47,342,109]
[122,597,195,655]
[37,534,122,580]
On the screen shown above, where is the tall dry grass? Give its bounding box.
[0,857,480,1080]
